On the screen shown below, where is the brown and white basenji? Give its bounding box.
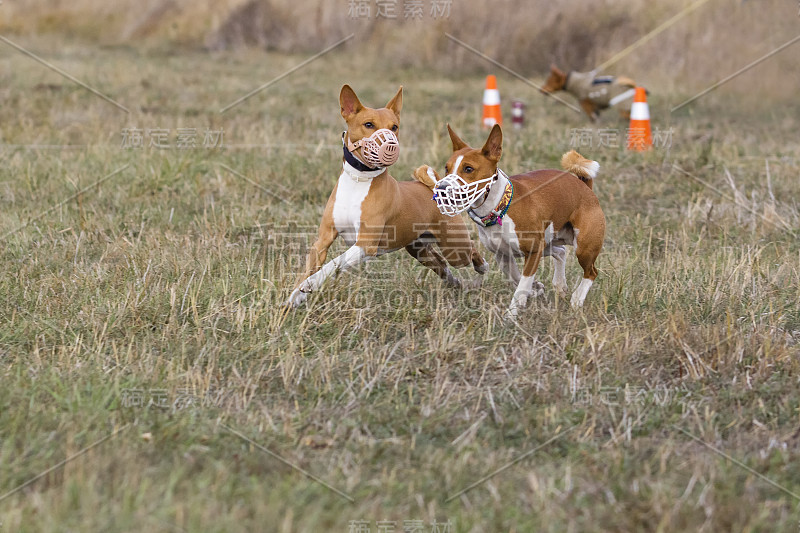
[541,64,639,122]
[285,85,488,309]
[413,124,606,318]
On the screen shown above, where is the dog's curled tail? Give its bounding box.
[412,165,438,190]
[561,150,599,189]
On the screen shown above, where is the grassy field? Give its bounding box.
[1,34,800,532]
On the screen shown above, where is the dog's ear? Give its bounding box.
[385,86,403,116]
[340,85,364,120]
[447,124,468,152]
[481,124,503,162]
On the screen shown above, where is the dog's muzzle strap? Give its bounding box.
[342,135,379,173]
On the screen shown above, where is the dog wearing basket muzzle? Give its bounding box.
[285,86,488,309]
[413,124,606,318]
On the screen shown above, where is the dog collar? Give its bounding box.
[343,159,385,181]
[467,171,513,227]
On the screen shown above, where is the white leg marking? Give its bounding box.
[505,274,544,319]
[551,246,568,297]
[287,246,366,307]
[570,278,593,308]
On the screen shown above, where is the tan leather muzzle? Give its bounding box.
[346,129,400,168]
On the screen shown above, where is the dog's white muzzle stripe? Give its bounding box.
[433,173,494,216]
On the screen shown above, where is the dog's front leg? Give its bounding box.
[286,245,368,308]
[505,247,545,320]
[495,251,521,285]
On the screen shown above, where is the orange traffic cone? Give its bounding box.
[626,86,652,151]
[482,75,502,129]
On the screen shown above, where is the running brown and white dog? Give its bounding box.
[413,124,606,318]
[285,86,488,309]
[541,64,639,122]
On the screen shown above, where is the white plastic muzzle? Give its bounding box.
[433,173,495,216]
[347,129,400,168]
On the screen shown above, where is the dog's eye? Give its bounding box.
[445,166,449,173]
[391,125,398,132]
[364,122,375,129]
[464,166,474,173]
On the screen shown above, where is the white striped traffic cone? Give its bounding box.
[482,75,502,129]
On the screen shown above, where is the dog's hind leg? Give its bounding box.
[405,240,460,288]
[570,217,604,308]
[506,244,545,319]
[549,245,569,297]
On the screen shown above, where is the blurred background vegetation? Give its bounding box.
[1,0,798,100]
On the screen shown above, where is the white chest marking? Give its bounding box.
[477,214,523,257]
[332,171,372,245]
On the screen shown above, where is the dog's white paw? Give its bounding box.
[570,279,593,309]
[507,293,529,318]
[503,306,520,321]
[553,282,569,299]
[442,268,462,289]
[531,281,545,298]
[286,288,308,309]
[570,293,583,309]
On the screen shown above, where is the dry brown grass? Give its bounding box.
[1,5,799,531]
